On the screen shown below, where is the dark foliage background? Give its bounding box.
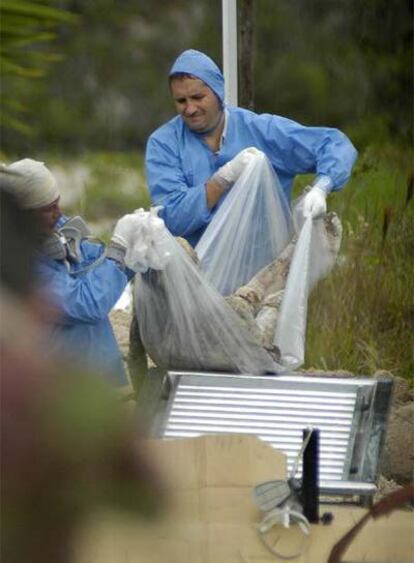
[1,0,412,154]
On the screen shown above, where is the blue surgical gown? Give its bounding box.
[36,226,134,386]
[146,108,358,247]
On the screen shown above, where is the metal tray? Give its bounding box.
[139,369,393,503]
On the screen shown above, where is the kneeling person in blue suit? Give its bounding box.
[1,158,139,386]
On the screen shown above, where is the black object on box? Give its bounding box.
[302,428,320,523]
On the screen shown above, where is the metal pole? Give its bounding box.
[240,0,255,110]
[222,0,238,106]
[302,428,320,523]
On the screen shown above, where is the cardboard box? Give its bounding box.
[75,435,414,563]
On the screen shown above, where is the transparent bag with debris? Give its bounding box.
[134,231,281,375]
[274,195,342,369]
[132,153,342,374]
[196,151,293,296]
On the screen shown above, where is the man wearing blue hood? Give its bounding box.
[145,49,358,248]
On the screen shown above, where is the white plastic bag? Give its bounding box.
[275,196,341,369]
[125,207,171,273]
[134,230,282,375]
[133,155,341,374]
[196,151,292,295]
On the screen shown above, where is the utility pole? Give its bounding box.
[222,0,238,106]
[239,0,255,110]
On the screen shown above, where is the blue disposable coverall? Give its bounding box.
[145,49,358,247]
[36,217,134,386]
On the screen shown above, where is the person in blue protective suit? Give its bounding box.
[145,49,358,248]
[1,158,141,387]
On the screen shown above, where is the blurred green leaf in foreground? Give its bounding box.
[0,0,78,134]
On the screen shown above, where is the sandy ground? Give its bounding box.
[110,309,131,363]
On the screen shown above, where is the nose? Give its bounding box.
[52,205,61,220]
[50,205,62,227]
[183,101,197,116]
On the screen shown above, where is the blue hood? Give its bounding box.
[169,49,225,105]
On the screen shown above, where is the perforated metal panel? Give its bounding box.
[149,371,392,499]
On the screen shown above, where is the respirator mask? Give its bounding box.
[42,216,91,263]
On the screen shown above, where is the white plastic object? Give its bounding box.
[134,230,281,375]
[258,506,310,535]
[112,213,140,246]
[213,146,263,186]
[124,208,171,273]
[257,506,311,559]
[275,196,340,369]
[302,186,327,218]
[134,154,341,373]
[198,149,292,295]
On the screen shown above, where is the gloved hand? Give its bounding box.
[109,209,172,272]
[213,147,263,187]
[302,187,327,219]
[124,208,171,273]
[302,176,333,219]
[111,213,140,248]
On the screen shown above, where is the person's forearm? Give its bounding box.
[206,147,261,208]
[60,264,128,324]
[205,177,227,209]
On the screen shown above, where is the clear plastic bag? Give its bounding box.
[134,230,282,374]
[125,207,171,273]
[196,151,292,295]
[274,196,342,369]
[133,155,341,374]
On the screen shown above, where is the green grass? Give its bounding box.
[304,146,413,381]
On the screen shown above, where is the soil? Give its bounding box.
[109,308,414,496]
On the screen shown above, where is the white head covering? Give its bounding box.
[0,158,60,209]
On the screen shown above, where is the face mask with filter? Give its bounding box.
[41,216,106,275]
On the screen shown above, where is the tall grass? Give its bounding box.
[305,146,413,381]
